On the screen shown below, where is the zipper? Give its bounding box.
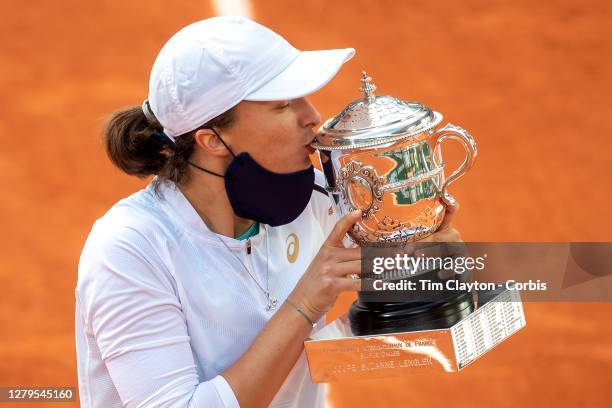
[246,238,252,255]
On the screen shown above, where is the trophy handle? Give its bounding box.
[433,123,477,206]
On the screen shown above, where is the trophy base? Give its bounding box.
[348,290,475,335]
[304,289,526,383]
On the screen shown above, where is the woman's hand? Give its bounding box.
[288,210,363,322]
[288,199,463,322]
[415,200,465,280]
[418,200,462,243]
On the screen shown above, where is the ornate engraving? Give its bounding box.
[338,161,384,220]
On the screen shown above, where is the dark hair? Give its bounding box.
[103,104,235,189]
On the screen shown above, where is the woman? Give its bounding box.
[75,16,461,408]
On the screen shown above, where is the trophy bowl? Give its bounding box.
[313,72,477,246]
[313,71,479,335]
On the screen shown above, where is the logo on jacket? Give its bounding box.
[286,233,299,263]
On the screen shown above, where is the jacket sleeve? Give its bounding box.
[77,225,240,408]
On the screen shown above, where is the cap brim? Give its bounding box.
[245,48,355,101]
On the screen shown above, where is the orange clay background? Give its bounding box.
[1,0,611,407]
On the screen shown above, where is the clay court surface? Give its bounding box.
[1,0,611,406]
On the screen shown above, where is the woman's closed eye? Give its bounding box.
[275,101,290,110]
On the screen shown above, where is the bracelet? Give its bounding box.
[285,299,317,328]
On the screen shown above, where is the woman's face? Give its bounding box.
[223,97,322,173]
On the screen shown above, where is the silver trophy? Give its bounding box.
[313,71,477,245]
[303,73,525,383]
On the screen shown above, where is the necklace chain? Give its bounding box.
[214,225,278,311]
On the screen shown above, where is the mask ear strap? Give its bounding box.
[184,127,234,178]
[210,127,237,158]
[186,160,225,178]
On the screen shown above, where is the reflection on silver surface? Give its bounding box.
[303,290,526,382]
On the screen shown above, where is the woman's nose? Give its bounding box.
[297,98,321,128]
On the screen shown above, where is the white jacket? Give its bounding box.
[75,171,336,407]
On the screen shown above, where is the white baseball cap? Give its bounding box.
[147,16,355,140]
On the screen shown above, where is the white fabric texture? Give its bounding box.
[75,170,338,407]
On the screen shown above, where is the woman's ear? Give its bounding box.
[193,129,231,157]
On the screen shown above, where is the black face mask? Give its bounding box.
[186,128,314,227]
